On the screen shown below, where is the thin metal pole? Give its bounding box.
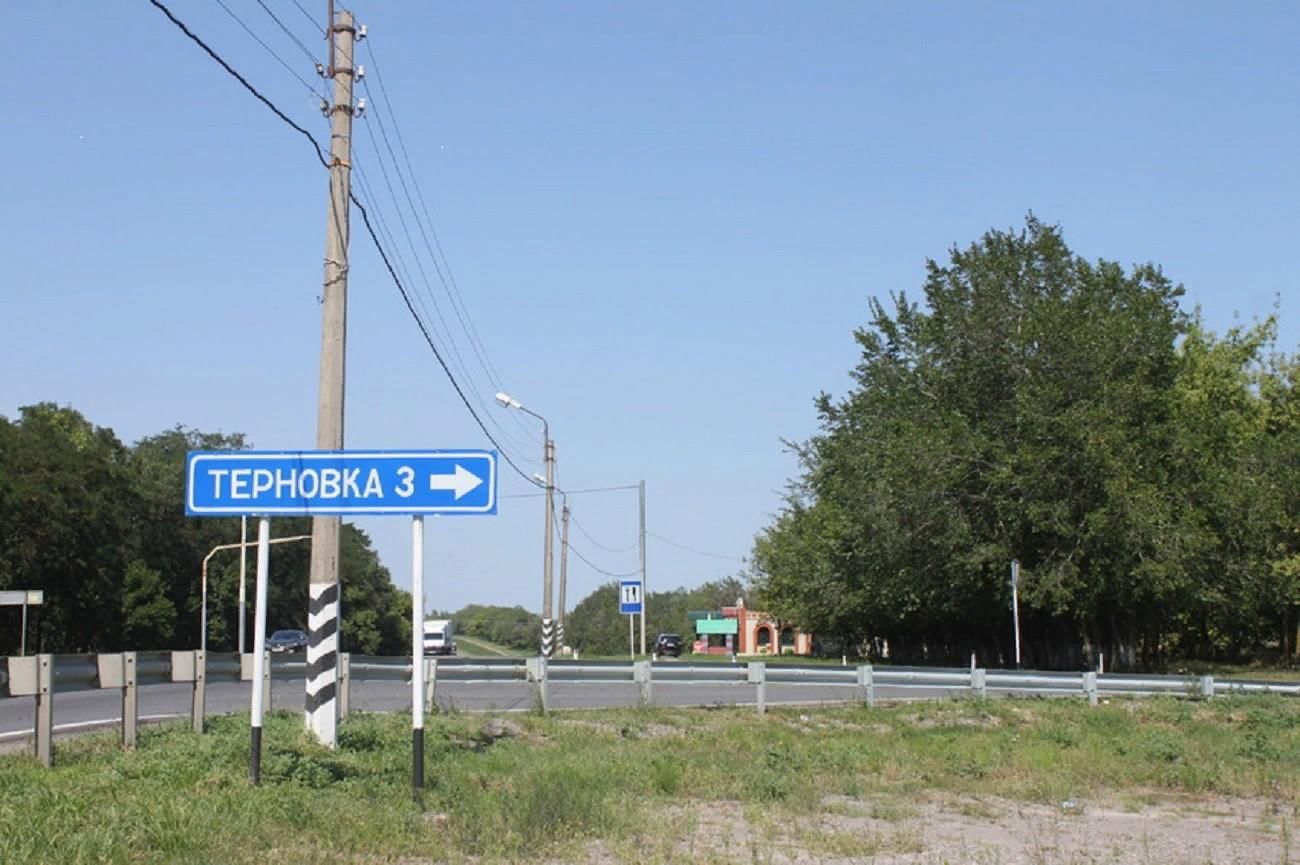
[638,480,647,656]
[410,516,425,791]
[250,517,271,785]
[238,516,248,654]
[20,601,27,657]
[629,613,635,661]
[306,5,355,749]
[1011,559,1022,668]
[200,559,208,655]
[202,536,311,656]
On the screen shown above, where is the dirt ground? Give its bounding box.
[587,794,1294,865]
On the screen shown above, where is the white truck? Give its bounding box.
[422,618,456,656]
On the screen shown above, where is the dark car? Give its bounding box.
[268,629,308,653]
[653,633,683,658]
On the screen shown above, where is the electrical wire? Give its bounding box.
[287,0,319,30]
[551,505,640,579]
[362,39,541,447]
[211,0,326,99]
[147,0,543,489]
[566,543,641,579]
[150,0,328,165]
[350,190,542,487]
[356,110,541,460]
[569,512,639,554]
[648,532,746,563]
[500,484,640,499]
[352,143,539,465]
[253,0,324,67]
[359,42,505,386]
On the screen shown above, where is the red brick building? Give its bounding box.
[690,600,813,656]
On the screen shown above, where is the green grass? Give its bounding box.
[2,697,1298,864]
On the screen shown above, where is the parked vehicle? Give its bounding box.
[654,633,683,658]
[267,629,308,653]
[422,618,457,656]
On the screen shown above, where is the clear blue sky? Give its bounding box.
[4,2,1297,617]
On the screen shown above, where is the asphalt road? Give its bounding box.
[0,676,972,747]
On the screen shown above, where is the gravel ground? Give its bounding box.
[584,794,1294,864]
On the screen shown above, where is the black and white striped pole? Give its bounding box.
[411,515,425,792]
[249,516,271,785]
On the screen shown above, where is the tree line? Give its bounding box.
[752,217,1300,670]
[562,577,748,656]
[0,405,412,656]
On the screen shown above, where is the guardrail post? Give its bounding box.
[122,652,138,749]
[1083,671,1098,707]
[36,654,53,767]
[424,658,438,714]
[857,664,875,708]
[170,649,207,733]
[1199,675,1214,700]
[338,653,351,720]
[526,656,549,714]
[748,662,767,716]
[193,650,206,732]
[634,660,652,706]
[970,668,987,698]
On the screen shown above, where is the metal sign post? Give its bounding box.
[184,448,498,787]
[1,590,43,656]
[250,517,271,784]
[410,516,425,793]
[1010,559,1022,669]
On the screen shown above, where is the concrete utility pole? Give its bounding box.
[492,392,555,658]
[556,497,570,651]
[542,438,556,657]
[306,6,356,748]
[639,480,647,656]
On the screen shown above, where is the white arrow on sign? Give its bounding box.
[428,464,484,500]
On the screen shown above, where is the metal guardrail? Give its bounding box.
[4,651,1299,767]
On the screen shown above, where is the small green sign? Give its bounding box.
[695,618,738,635]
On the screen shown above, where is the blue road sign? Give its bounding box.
[619,579,643,615]
[185,450,497,516]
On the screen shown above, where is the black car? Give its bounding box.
[268,629,308,653]
[653,633,683,658]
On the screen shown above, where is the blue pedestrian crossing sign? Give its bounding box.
[619,579,643,614]
[185,450,497,516]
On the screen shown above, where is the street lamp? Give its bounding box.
[496,391,557,657]
[201,534,311,654]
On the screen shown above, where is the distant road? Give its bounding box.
[454,635,511,657]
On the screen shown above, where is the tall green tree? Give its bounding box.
[0,404,137,651]
[753,217,1299,669]
[0,406,413,655]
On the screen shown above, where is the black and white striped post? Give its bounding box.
[249,516,271,785]
[305,581,340,743]
[410,515,425,793]
[541,618,555,658]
